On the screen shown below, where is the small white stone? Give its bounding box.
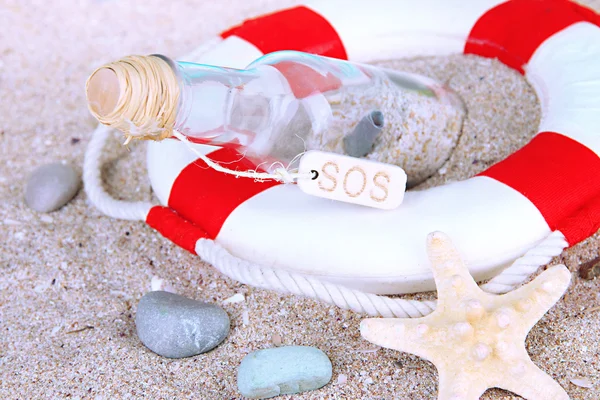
[39,214,54,223]
[222,293,245,304]
[150,276,176,293]
[570,377,594,388]
[151,276,164,291]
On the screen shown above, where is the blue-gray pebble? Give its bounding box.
[237,346,332,399]
[25,163,80,212]
[135,291,230,358]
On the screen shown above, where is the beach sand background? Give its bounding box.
[1,0,600,398]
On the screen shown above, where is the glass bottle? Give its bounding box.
[87,51,465,184]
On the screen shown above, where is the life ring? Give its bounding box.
[85,0,600,315]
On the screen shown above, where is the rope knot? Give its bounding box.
[273,168,296,184]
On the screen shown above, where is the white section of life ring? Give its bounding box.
[305,0,506,60]
[218,178,549,294]
[526,22,600,156]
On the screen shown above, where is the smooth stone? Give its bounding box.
[25,163,80,212]
[135,291,230,358]
[237,345,332,399]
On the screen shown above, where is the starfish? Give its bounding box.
[360,232,571,400]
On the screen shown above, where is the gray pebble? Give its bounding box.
[237,345,332,399]
[25,163,80,213]
[135,291,229,358]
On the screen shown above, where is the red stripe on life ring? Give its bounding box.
[479,132,600,245]
[557,195,600,245]
[146,206,210,254]
[221,6,348,60]
[271,61,343,98]
[168,148,280,239]
[465,0,600,73]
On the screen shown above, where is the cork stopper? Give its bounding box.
[87,68,120,118]
[85,55,180,144]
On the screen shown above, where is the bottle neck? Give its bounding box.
[171,61,257,144]
[171,60,295,151]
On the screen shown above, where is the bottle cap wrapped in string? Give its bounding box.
[86,55,180,144]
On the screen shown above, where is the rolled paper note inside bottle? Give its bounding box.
[85,51,465,184]
[343,110,385,158]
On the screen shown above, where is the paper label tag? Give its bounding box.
[297,150,407,210]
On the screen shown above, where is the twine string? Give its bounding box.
[171,130,313,183]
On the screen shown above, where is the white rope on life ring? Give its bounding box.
[84,0,600,317]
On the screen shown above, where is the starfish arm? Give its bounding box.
[437,368,488,400]
[426,232,481,307]
[496,359,569,400]
[499,265,571,331]
[360,317,432,360]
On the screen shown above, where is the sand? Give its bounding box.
[1,0,600,399]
